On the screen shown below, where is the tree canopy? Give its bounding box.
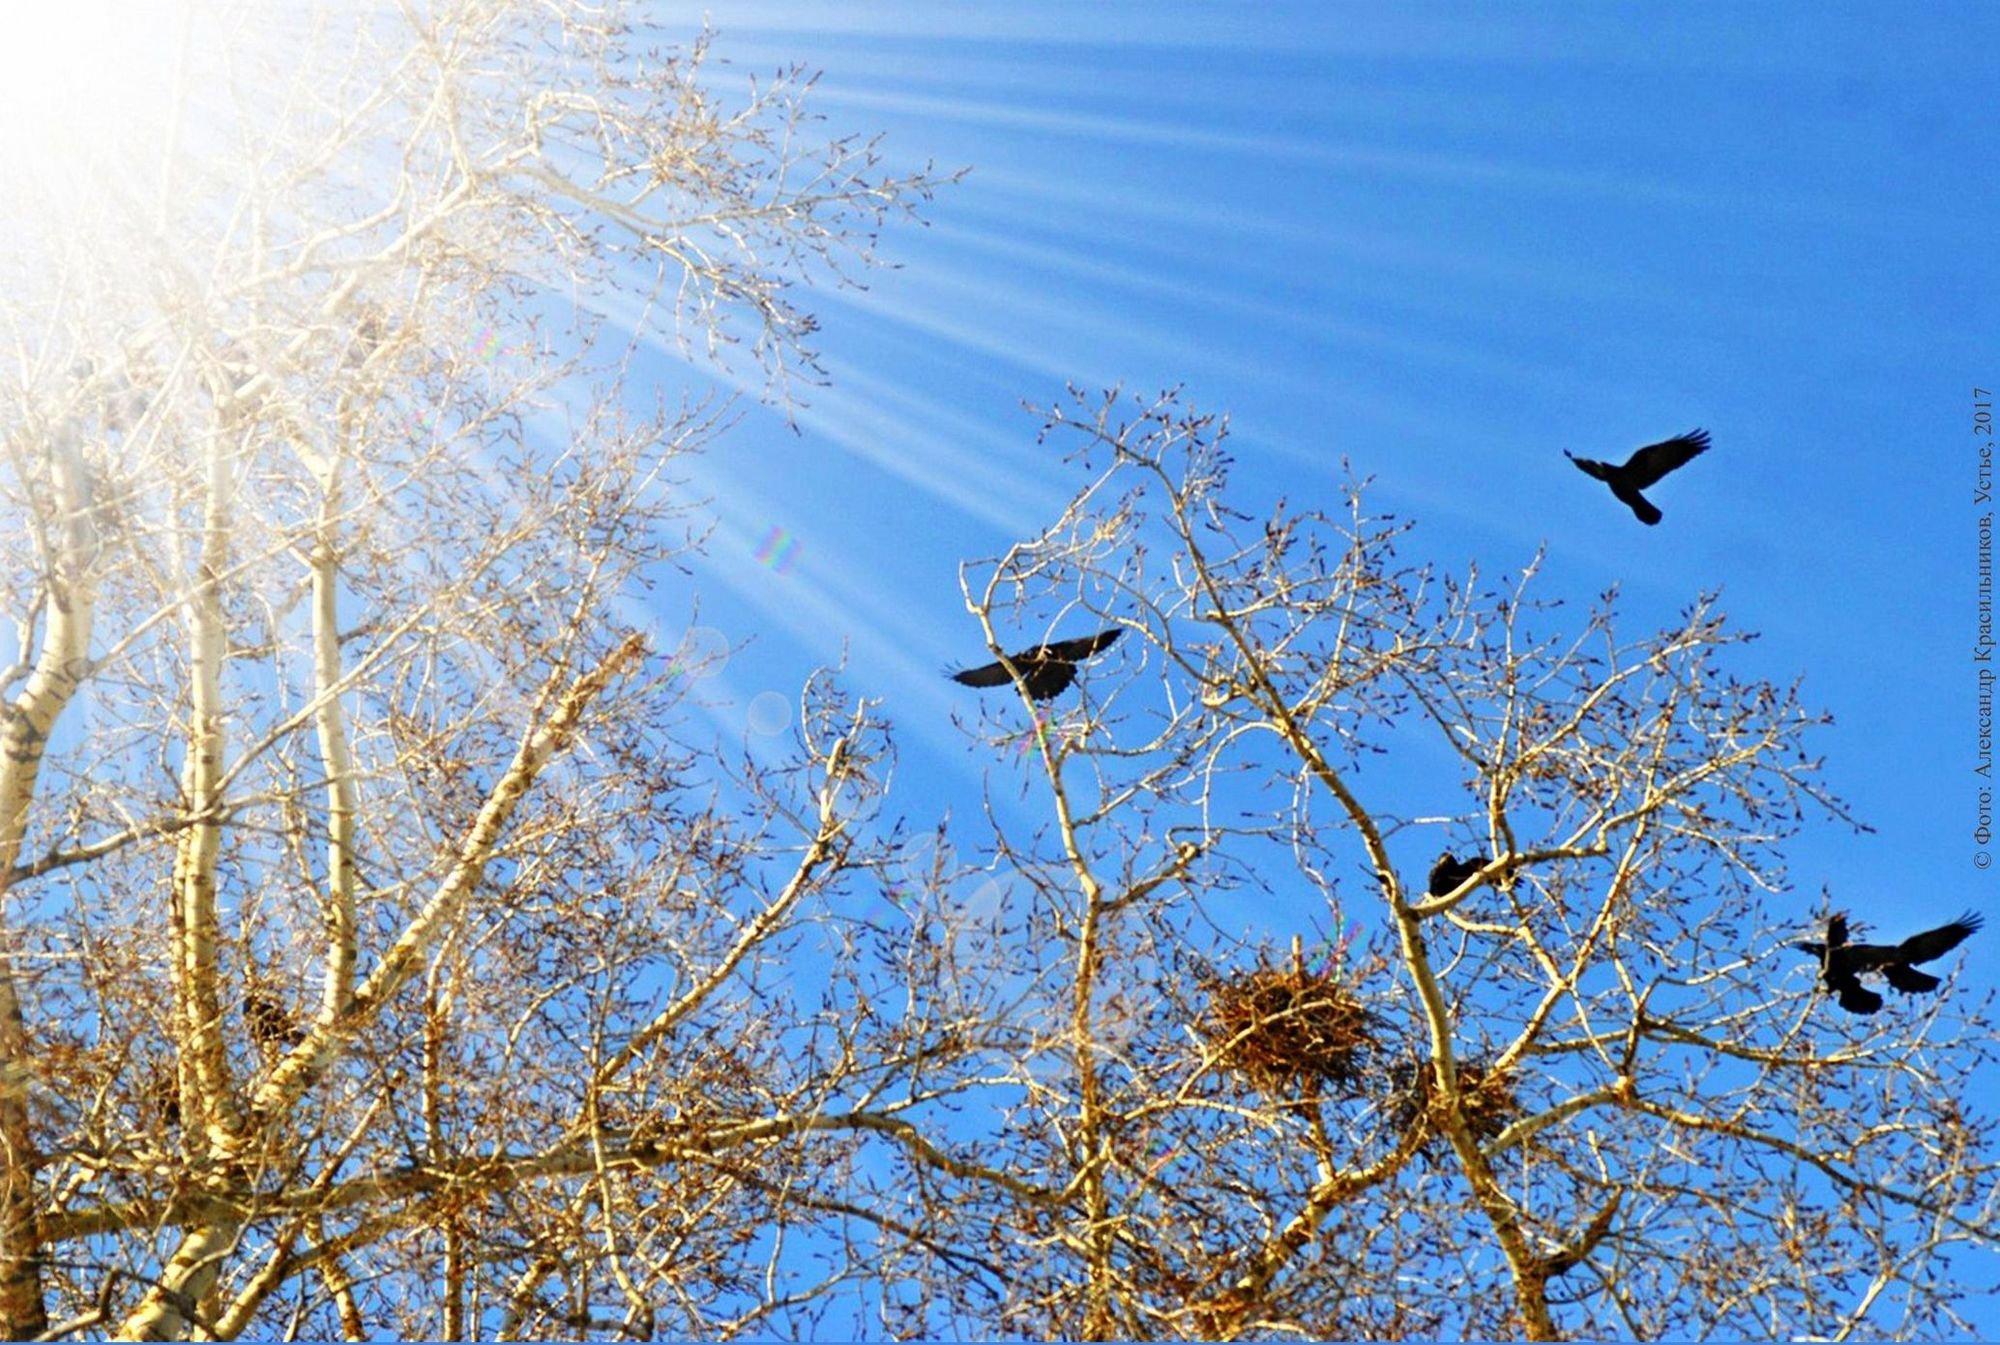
[1,5,1993,1341]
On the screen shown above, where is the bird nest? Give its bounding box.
[1199,956,1374,1097]
[1390,1058,1521,1151]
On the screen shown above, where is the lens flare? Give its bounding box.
[754,525,801,574]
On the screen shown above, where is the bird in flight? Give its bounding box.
[948,628,1124,701]
[1564,428,1711,525]
[1427,852,1485,898]
[1794,910,1984,1015]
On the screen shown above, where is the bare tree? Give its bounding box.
[1,2,958,1338]
[8,4,1994,1339]
[895,388,2000,1340]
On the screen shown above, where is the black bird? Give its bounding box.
[1794,911,1984,1015]
[346,310,385,367]
[244,990,303,1049]
[1564,428,1711,525]
[948,628,1123,701]
[142,1066,180,1130]
[1427,851,1485,898]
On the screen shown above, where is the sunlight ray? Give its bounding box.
[690,487,989,736]
[792,367,1070,529]
[814,84,1930,234]
[572,273,1065,538]
[818,265,1457,441]
[959,166,1717,320]
[923,213,1586,398]
[719,5,1539,59]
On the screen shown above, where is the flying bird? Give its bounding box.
[1794,910,1984,1015]
[1427,851,1485,898]
[1564,428,1711,525]
[948,628,1123,701]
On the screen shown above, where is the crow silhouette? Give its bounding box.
[1427,851,1485,898]
[948,628,1123,701]
[244,991,303,1049]
[1794,911,1983,1015]
[143,1066,180,1130]
[1564,428,1710,525]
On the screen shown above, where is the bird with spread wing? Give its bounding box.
[1794,910,1984,1015]
[948,628,1124,701]
[1565,428,1711,525]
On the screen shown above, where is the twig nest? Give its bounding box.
[1199,958,1375,1097]
[1389,1057,1520,1152]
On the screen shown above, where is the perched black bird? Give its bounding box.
[1794,911,1984,1015]
[72,357,151,433]
[142,1066,181,1130]
[346,310,386,367]
[1564,428,1711,525]
[1427,851,1485,898]
[244,990,303,1049]
[948,628,1123,701]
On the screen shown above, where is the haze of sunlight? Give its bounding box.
[0,2,193,207]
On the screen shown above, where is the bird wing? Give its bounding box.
[1896,911,1984,965]
[1427,855,1464,896]
[1564,452,1612,483]
[1428,855,1483,896]
[1825,914,1851,949]
[1041,628,1124,662]
[1882,963,1943,995]
[1621,429,1711,488]
[948,659,1018,689]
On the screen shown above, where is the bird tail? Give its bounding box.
[1614,483,1663,525]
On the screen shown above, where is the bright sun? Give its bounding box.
[0,1,192,201]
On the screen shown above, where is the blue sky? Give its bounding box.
[6,3,1994,1334]
[680,4,1995,942]
[627,1,1999,1328]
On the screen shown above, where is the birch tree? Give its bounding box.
[9,3,1994,1339]
[0,2,954,1337]
[901,389,2000,1341]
